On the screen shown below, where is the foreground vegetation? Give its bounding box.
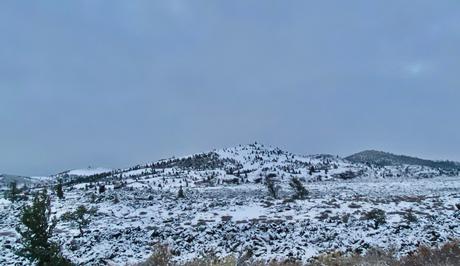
[136,241,460,266]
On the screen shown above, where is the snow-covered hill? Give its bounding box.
[0,174,52,192]
[54,143,459,187]
[346,150,460,172]
[0,143,459,265]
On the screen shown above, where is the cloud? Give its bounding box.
[403,62,430,77]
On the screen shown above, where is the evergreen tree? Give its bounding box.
[177,185,185,199]
[62,205,97,236]
[55,179,64,199]
[5,181,20,202]
[98,185,106,194]
[16,188,71,265]
[309,166,315,176]
[265,177,280,199]
[289,177,309,200]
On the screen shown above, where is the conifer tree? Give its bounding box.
[309,166,315,176]
[177,185,185,199]
[16,188,71,265]
[98,185,106,194]
[62,205,97,236]
[5,181,19,202]
[55,179,64,199]
[289,177,309,200]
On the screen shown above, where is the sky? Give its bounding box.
[1,1,459,176]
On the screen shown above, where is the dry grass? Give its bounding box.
[134,245,173,266]
[133,241,460,266]
[399,240,460,266]
[312,248,398,266]
[313,241,460,266]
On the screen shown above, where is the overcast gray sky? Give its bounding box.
[1,1,459,176]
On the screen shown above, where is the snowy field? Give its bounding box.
[1,176,459,265]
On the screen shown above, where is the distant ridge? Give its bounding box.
[0,173,30,184]
[346,150,460,170]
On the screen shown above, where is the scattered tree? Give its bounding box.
[55,179,64,199]
[309,166,315,176]
[16,188,71,265]
[62,205,97,236]
[289,177,308,200]
[363,208,386,229]
[89,193,97,203]
[5,181,20,202]
[177,185,185,199]
[265,177,281,199]
[98,185,106,194]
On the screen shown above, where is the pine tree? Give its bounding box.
[16,188,71,265]
[55,179,64,199]
[177,185,185,199]
[5,181,20,202]
[289,177,308,200]
[309,166,315,176]
[62,205,97,236]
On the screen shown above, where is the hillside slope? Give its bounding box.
[1,143,459,265]
[346,150,460,172]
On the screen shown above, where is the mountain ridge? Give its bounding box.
[346,149,460,170]
[2,144,459,186]
[48,143,459,186]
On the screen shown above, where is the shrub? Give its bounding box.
[312,240,460,266]
[312,248,397,266]
[61,205,97,236]
[402,209,418,224]
[134,245,173,266]
[113,194,120,204]
[183,255,236,266]
[289,177,308,200]
[265,177,281,199]
[400,240,460,266]
[134,241,460,266]
[363,208,386,229]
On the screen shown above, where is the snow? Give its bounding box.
[67,168,112,176]
[1,143,459,265]
[0,198,11,206]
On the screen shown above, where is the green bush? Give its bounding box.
[16,188,72,266]
[363,208,386,229]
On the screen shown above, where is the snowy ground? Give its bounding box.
[1,176,459,265]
